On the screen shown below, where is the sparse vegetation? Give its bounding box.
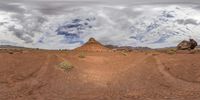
[9,51,13,54]
[58,61,73,71]
[166,49,177,55]
[189,50,196,54]
[189,49,200,54]
[152,53,159,56]
[121,52,128,56]
[79,52,86,58]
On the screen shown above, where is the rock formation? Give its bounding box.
[74,38,109,52]
[189,39,198,49]
[177,39,198,50]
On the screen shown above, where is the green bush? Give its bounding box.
[58,61,73,71]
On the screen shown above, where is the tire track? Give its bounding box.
[118,54,152,73]
[154,56,200,91]
[35,54,51,79]
[55,54,66,62]
[10,54,51,100]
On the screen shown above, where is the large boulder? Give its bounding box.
[177,39,198,50]
[177,40,191,50]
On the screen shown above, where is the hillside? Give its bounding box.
[74,38,109,52]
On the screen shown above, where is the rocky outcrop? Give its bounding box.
[74,37,109,52]
[177,39,198,50]
[189,39,198,49]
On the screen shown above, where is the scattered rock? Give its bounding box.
[9,51,14,54]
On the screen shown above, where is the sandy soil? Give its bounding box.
[0,50,200,100]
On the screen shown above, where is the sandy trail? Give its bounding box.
[35,54,51,79]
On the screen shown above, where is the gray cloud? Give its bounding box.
[7,12,47,43]
[11,14,47,33]
[3,0,200,3]
[23,1,105,15]
[0,22,8,25]
[0,2,25,13]
[8,26,33,43]
[1,0,200,15]
[192,5,200,10]
[177,19,199,25]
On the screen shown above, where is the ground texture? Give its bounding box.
[0,50,200,100]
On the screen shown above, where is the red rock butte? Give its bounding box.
[74,37,109,52]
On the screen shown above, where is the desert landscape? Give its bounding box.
[2,0,200,100]
[0,38,200,100]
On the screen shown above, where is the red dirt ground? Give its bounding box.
[0,49,200,100]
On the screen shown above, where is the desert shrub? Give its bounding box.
[152,53,159,56]
[9,51,14,54]
[79,52,86,58]
[121,52,128,56]
[36,48,39,50]
[58,61,73,71]
[166,49,176,55]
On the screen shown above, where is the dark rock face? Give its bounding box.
[189,39,198,49]
[177,40,191,50]
[177,39,198,50]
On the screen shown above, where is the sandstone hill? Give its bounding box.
[74,38,109,52]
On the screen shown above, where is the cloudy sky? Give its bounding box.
[0,0,200,49]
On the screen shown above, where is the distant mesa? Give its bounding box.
[105,45,151,51]
[74,37,109,52]
[177,39,198,50]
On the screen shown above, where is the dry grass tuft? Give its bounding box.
[79,52,86,58]
[121,52,128,56]
[166,49,177,55]
[58,61,73,71]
